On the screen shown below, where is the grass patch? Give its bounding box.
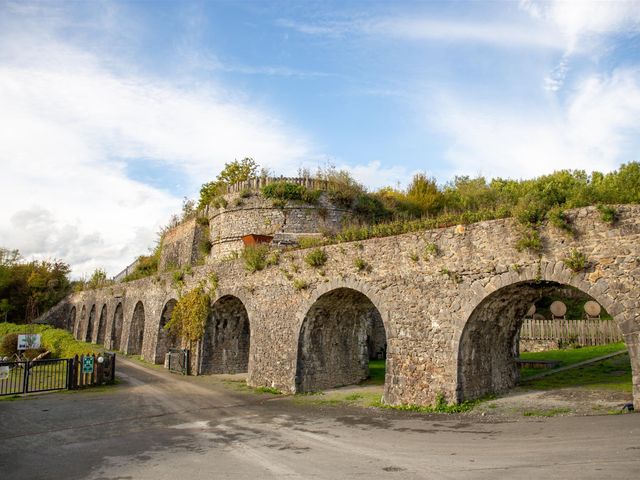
[255,386,282,395]
[519,342,626,379]
[520,352,631,392]
[362,359,385,385]
[523,407,572,417]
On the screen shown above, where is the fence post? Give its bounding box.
[111,354,116,383]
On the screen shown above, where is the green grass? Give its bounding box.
[520,353,631,392]
[519,342,625,379]
[0,323,100,358]
[363,359,386,385]
[523,407,572,417]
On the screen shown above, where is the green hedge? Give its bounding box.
[0,323,100,359]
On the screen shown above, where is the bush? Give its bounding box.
[597,204,617,225]
[354,257,371,272]
[292,279,309,290]
[564,249,588,272]
[0,324,99,358]
[547,207,573,235]
[0,333,19,357]
[262,182,306,201]
[305,249,327,268]
[242,245,269,273]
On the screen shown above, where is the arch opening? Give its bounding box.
[155,299,179,364]
[111,303,123,351]
[86,305,96,342]
[77,305,86,340]
[295,287,387,393]
[200,296,250,374]
[67,306,76,332]
[96,304,107,345]
[127,301,145,356]
[457,280,630,403]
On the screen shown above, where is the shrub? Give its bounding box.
[293,279,309,290]
[199,238,213,256]
[164,285,211,344]
[242,245,269,272]
[424,242,439,257]
[597,204,617,225]
[298,236,327,249]
[563,249,588,272]
[305,249,327,268]
[196,215,210,226]
[0,333,19,357]
[0,324,99,358]
[239,189,252,198]
[354,257,371,272]
[262,182,306,201]
[516,228,543,253]
[547,207,573,235]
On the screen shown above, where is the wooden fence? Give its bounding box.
[69,353,116,389]
[519,318,622,347]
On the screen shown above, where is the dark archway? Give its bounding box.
[111,303,124,351]
[96,304,107,345]
[67,306,76,332]
[155,299,179,364]
[86,305,96,342]
[456,280,628,402]
[295,287,387,392]
[77,305,86,340]
[200,296,250,374]
[127,301,145,356]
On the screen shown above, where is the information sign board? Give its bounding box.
[17,334,41,350]
[82,356,94,374]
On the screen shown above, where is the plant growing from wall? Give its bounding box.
[305,249,327,268]
[242,245,269,272]
[198,238,213,256]
[292,279,309,290]
[515,228,543,253]
[164,284,211,344]
[563,249,588,272]
[597,204,617,225]
[424,242,439,258]
[353,257,371,272]
[547,207,574,236]
[440,268,462,284]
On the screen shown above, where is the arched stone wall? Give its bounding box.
[155,299,178,364]
[111,302,124,351]
[294,284,389,393]
[200,295,251,374]
[454,263,639,406]
[86,305,96,342]
[96,304,107,345]
[127,301,145,355]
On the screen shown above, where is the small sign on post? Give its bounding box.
[17,334,41,350]
[0,365,9,380]
[82,356,94,374]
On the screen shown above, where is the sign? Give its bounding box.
[0,366,9,380]
[82,356,94,374]
[17,334,41,350]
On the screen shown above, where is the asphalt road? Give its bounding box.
[1,357,639,480]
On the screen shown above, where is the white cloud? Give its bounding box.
[426,68,640,179]
[0,20,315,278]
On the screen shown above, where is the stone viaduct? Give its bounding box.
[49,204,640,409]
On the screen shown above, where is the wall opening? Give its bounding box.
[77,305,86,340]
[457,280,630,403]
[96,304,107,345]
[295,287,387,393]
[67,306,76,332]
[200,296,250,374]
[127,301,145,356]
[111,302,123,351]
[86,305,96,342]
[155,299,179,364]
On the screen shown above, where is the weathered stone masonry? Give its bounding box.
[47,205,640,408]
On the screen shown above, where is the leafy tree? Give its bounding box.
[198,158,259,209]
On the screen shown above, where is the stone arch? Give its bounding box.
[155,299,179,364]
[200,295,251,374]
[127,301,145,355]
[455,264,638,406]
[96,304,107,345]
[111,302,124,351]
[77,305,86,340]
[295,284,389,393]
[86,305,96,342]
[67,306,76,332]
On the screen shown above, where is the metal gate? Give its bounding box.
[0,358,71,396]
[167,349,189,375]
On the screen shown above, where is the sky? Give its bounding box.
[1,0,639,278]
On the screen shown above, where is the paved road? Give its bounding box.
[1,357,639,480]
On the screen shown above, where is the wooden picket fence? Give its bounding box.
[519,318,622,347]
[69,353,116,389]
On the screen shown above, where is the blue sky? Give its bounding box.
[1,0,639,276]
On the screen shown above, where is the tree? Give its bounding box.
[198,158,259,209]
